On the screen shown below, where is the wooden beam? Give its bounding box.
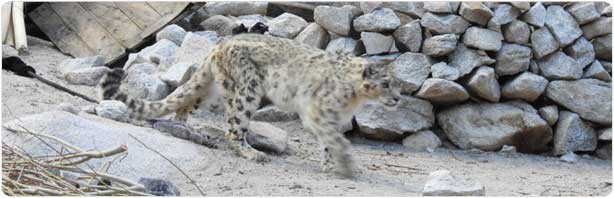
[79,2,143,48]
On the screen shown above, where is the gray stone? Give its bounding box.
[402,130,441,151]
[246,121,288,153]
[437,102,553,152]
[139,39,178,65]
[295,23,329,49]
[520,2,546,27]
[58,56,105,76]
[490,4,521,26]
[596,143,612,160]
[458,2,493,26]
[553,111,597,155]
[363,53,401,65]
[466,67,500,102]
[502,20,530,44]
[431,62,460,81]
[123,53,150,70]
[462,27,503,51]
[546,79,612,125]
[175,32,218,67]
[57,103,79,115]
[268,13,308,38]
[139,178,180,196]
[495,43,532,76]
[359,2,382,14]
[416,78,469,104]
[355,96,434,141]
[389,52,431,94]
[530,60,539,74]
[448,43,496,77]
[422,34,457,57]
[566,2,600,25]
[203,2,267,16]
[200,15,237,36]
[123,66,170,100]
[95,100,129,122]
[598,128,612,141]
[593,34,612,61]
[2,44,18,58]
[538,52,583,80]
[583,61,611,81]
[530,28,559,59]
[560,152,578,163]
[156,24,187,46]
[582,17,613,40]
[420,13,470,35]
[380,2,425,18]
[422,170,485,196]
[159,62,198,89]
[486,19,502,33]
[393,20,421,52]
[510,2,531,11]
[564,37,595,67]
[501,72,548,102]
[424,2,456,13]
[395,12,414,25]
[314,5,354,36]
[545,5,583,47]
[252,105,299,122]
[361,32,394,55]
[354,8,401,32]
[539,105,559,126]
[65,67,111,86]
[601,61,612,73]
[325,37,363,55]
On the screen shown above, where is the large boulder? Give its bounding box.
[422,34,458,57]
[448,43,496,77]
[314,5,355,36]
[294,23,329,49]
[267,13,308,38]
[563,37,595,67]
[537,52,583,80]
[462,27,503,51]
[393,20,422,52]
[530,28,559,59]
[545,5,583,47]
[581,17,612,40]
[361,32,394,55]
[174,32,218,67]
[520,2,546,27]
[458,2,493,26]
[553,111,597,155]
[156,24,187,46]
[465,66,500,102]
[566,2,600,25]
[545,79,612,125]
[502,20,530,44]
[389,52,431,94]
[353,8,401,32]
[416,78,470,104]
[495,43,532,76]
[501,72,548,102]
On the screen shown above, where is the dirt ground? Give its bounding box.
[1,38,612,196]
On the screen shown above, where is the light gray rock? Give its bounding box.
[139,39,178,65]
[295,23,329,49]
[422,34,457,57]
[490,4,521,25]
[566,2,600,25]
[174,32,218,67]
[545,5,583,47]
[583,61,611,81]
[510,2,531,11]
[58,56,105,76]
[381,2,425,18]
[458,2,493,26]
[495,43,532,76]
[530,28,559,59]
[553,111,597,155]
[546,79,612,125]
[356,96,434,141]
[601,61,612,73]
[325,37,363,55]
[501,72,548,102]
[65,67,111,86]
[564,37,595,67]
[502,20,530,44]
[393,20,422,52]
[57,103,79,115]
[530,60,540,74]
[581,17,613,40]
[268,13,308,38]
[593,34,612,61]
[359,2,382,14]
[422,170,485,196]
[353,8,401,32]
[431,62,460,81]
[520,2,546,27]
[462,27,503,51]
[466,67,500,102]
[420,13,470,35]
[361,32,394,55]
[539,105,559,126]
[560,152,578,163]
[139,178,180,196]
[416,78,469,104]
[424,2,457,13]
[159,62,198,89]
[199,15,237,36]
[123,64,170,100]
[314,5,355,36]
[246,121,288,153]
[596,143,612,160]
[538,52,583,80]
[389,52,431,94]
[252,105,299,122]
[437,102,553,152]
[95,100,129,122]
[203,2,267,16]
[156,24,187,46]
[598,128,612,141]
[402,130,441,151]
[123,53,150,70]
[2,44,18,58]
[448,43,496,77]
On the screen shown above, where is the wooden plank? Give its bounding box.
[113,2,162,30]
[79,2,143,48]
[48,2,125,62]
[139,3,191,39]
[28,3,94,57]
[147,2,189,16]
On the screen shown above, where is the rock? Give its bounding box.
[502,20,530,44]
[123,53,150,70]
[2,44,18,58]
[583,61,612,81]
[295,23,329,49]
[353,8,401,32]
[416,78,469,104]
[139,39,178,65]
[545,5,583,47]
[420,13,470,35]
[466,67,500,102]
[57,103,79,115]
[395,12,414,25]
[537,52,583,80]
[139,178,180,196]
[246,121,288,153]
[361,32,394,55]
[530,28,559,59]
[58,56,105,76]
[363,53,401,65]
[393,20,422,52]
[510,2,530,11]
[421,34,457,57]
[95,100,129,122]
[203,2,267,16]
[431,62,460,81]
[495,43,532,76]
[603,6,613,17]
[355,96,434,141]
[448,43,496,77]
[359,2,381,14]
[325,37,363,55]
[159,62,198,89]
[539,105,559,126]
[389,52,431,94]
[423,2,457,13]
[199,15,237,36]
[156,24,187,46]
[593,34,612,61]
[490,4,521,26]
[520,2,546,27]
[437,102,553,153]
[499,145,517,153]
[402,130,441,151]
[380,2,425,18]
[501,72,548,102]
[422,170,485,196]
[553,111,597,155]
[462,27,503,51]
[564,37,595,67]
[560,152,578,163]
[65,67,111,86]
[267,13,308,38]
[313,5,355,36]
[566,2,600,25]
[581,17,612,40]
[598,128,612,141]
[252,105,299,122]
[123,67,170,100]
[601,61,612,73]
[530,60,539,74]
[458,2,493,26]
[596,143,612,160]
[174,32,218,67]
[546,79,612,125]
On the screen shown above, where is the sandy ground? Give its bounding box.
[1,38,612,196]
